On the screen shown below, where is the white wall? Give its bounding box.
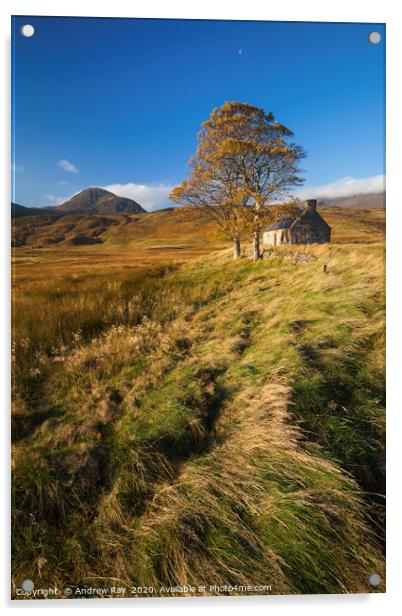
[263,231,278,246]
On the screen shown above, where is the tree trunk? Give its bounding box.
[233,237,241,259]
[253,230,261,261]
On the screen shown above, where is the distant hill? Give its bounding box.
[12,188,146,218]
[13,189,384,220]
[45,188,146,215]
[318,192,385,209]
[11,203,58,218]
[12,214,122,247]
[12,205,385,248]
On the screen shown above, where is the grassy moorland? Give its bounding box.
[11,207,385,597]
[12,204,385,248]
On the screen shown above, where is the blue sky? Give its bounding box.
[12,17,385,209]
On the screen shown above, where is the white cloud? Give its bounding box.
[296,174,385,200]
[40,174,385,211]
[59,159,79,173]
[43,194,67,205]
[103,182,173,211]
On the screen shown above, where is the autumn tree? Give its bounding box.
[170,101,306,260]
[170,161,250,259]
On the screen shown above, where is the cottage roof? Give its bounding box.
[266,218,295,232]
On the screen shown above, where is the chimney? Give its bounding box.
[305,199,317,212]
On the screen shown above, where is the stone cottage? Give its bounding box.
[262,199,331,246]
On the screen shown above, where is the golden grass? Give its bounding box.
[11,236,385,597]
[12,205,385,249]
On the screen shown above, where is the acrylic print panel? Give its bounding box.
[11,16,385,600]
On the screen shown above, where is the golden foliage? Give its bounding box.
[169,101,306,250]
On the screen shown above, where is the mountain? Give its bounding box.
[318,191,385,209]
[12,188,146,218]
[45,188,146,215]
[11,202,58,218]
[12,189,384,220]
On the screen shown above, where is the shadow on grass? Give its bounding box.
[290,320,385,544]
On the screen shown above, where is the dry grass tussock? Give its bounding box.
[98,384,381,595]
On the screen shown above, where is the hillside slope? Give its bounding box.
[319,191,385,209]
[12,205,385,248]
[12,242,385,596]
[12,203,58,218]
